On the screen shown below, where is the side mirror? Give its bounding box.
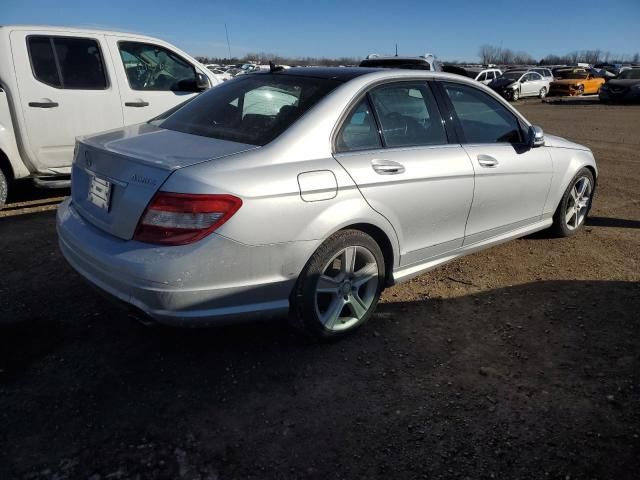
[531,125,545,148]
[196,72,211,91]
[520,77,527,83]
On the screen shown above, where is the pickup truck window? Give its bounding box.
[118,41,198,92]
[27,36,108,90]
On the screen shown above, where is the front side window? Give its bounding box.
[477,72,487,81]
[369,83,446,148]
[119,41,197,91]
[157,75,341,146]
[335,98,382,152]
[443,82,523,144]
[28,36,107,89]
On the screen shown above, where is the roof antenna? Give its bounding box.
[395,43,398,57]
[269,61,284,73]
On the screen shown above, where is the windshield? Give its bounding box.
[500,71,524,81]
[156,74,341,146]
[618,69,640,79]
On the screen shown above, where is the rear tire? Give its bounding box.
[551,168,595,237]
[289,229,385,339]
[539,87,547,99]
[0,168,8,209]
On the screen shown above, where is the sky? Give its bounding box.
[4,0,640,61]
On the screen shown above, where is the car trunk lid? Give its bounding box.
[71,124,257,240]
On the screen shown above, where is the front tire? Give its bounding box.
[289,229,385,339]
[551,168,595,237]
[511,89,520,101]
[0,168,8,209]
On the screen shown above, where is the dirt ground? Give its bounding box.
[1,99,639,479]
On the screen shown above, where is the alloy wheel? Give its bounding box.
[565,176,592,230]
[539,87,547,99]
[314,245,379,331]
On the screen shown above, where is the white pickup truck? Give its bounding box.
[0,25,221,206]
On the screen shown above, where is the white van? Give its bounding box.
[0,25,221,205]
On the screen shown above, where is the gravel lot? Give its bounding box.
[1,99,639,479]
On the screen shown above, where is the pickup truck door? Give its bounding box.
[104,36,204,125]
[9,30,123,170]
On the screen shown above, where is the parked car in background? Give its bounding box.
[530,67,554,83]
[206,65,233,82]
[549,69,605,96]
[360,53,442,71]
[441,65,501,84]
[0,25,220,207]
[488,70,550,100]
[599,67,640,103]
[57,68,597,338]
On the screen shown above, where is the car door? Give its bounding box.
[439,81,553,244]
[333,82,475,266]
[105,36,204,124]
[9,30,123,170]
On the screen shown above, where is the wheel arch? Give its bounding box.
[0,148,14,180]
[338,222,396,286]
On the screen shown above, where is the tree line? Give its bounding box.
[479,44,640,66]
[196,46,640,68]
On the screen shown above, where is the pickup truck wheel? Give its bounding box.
[0,169,8,208]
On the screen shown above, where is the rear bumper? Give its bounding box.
[57,199,316,326]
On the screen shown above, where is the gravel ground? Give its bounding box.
[0,99,639,479]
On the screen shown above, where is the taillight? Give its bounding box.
[133,192,242,245]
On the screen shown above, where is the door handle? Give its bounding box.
[28,101,58,108]
[477,154,499,167]
[371,160,405,175]
[124,101,150,107]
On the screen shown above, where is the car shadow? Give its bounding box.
[1,276,639,478]
[586,216,640,229]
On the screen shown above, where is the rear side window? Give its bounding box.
[369,83,446,148]
[335,98,382,152]
[443,82,523,144]
[159,75,341,146]
[118,41,197,91]
[27,36,108,89]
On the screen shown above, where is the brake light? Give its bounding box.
[133,192,242,245]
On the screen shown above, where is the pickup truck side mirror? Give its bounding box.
[196,72,211,90]
[530,125,545,148]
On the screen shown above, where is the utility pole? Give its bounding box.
[395,43,398,57]
[225,23,231,60]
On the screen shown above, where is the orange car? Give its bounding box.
[550,69,606,96]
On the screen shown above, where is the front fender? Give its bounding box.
[0,88,30,178]
[543,145,598,216]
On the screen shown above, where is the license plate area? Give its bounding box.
[88,174,112,211]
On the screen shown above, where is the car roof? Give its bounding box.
[254,67,384,81]
[0,24,167,43]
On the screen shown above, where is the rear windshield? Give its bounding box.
[156,75,341,146]
[360,59,431,71]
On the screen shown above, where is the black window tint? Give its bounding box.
[444,82,523,144]
[369,83,446,148]
[336,98,382,152]
[28,37,61,88]
[53,37,107,89]
[119,42,197,91]
[159,75,341,146]
[28,36,107,89]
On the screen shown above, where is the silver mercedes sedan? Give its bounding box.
[57,68,597,338]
